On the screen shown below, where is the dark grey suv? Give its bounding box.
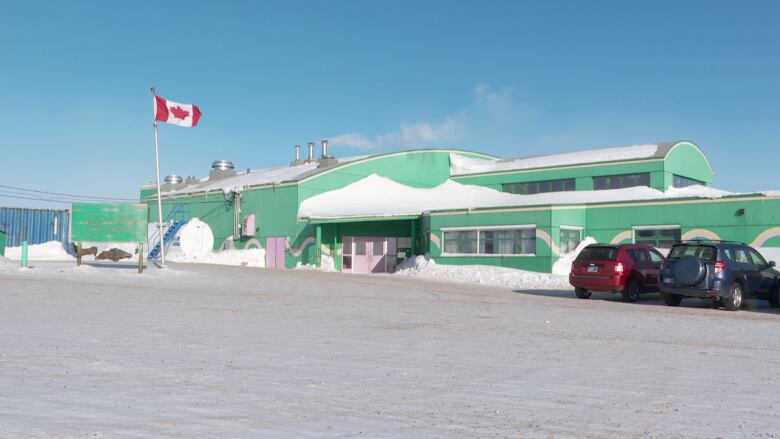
[659,241,779,311]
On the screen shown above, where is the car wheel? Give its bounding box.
[622,278,641,303]
[723,283,744,311]
[575,288,591,299]
[663,293,682,307]
[769,286,780,308]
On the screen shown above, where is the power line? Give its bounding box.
[0,192,75,204]
[0,183,137,202]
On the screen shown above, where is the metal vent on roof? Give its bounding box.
[164,175,183,184]
[210,160,237,181]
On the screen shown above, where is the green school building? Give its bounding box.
[140,140,780,273]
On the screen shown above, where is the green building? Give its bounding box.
[141,140,780,273]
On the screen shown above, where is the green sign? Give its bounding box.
[72,203,148,242]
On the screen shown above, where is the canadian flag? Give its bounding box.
[154,95,202,127]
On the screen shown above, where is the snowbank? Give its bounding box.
[551,237,597,275]
[167,247,266,268]
[298,174,754,220]
[294,253,337,272]
[395,256,570,290]
[4,241,74,261]
[449,144,658,175]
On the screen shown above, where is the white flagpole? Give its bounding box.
[151,86,166,268]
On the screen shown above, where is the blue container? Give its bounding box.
[0,207,70,250]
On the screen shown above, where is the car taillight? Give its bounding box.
[614,262,624,274]
[714,260,726,274]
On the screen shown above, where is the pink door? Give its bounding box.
[352,237,370,273]
[350,237,386,273]
[266,237,286,269]
[369,238,386,273]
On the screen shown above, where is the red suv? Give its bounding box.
[569,244,666,302]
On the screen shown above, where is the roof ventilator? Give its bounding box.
[305,142,316,164]
[317,139,338,168]
[290,144,303,166]
[209,160,236,181]
[162,174,185,191]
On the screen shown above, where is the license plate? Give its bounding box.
[587,266,598,273]
[663,278,674,284]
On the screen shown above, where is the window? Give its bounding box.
[593,173,651,190]
[733,248,750,264]
[577,246,618,260]
[559,228,582,254]
[634,227,681,248]
[627,249,648,263]
[669,244,716,262]
[503,178,575,195]
[442,227,536,255]
[673,174,704,188]
[480,229,535,255]
[356,239,367,255]
[342,237,353,270]
[443,230,478,254]
[747,248,768,267]
[648,250,664,263]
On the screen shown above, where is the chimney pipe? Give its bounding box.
[307,142,315,162]
[295,144,301,162]
[321,139,329,158]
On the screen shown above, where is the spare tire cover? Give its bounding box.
[673,255,706,286]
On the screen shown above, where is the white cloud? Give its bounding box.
[328,82,533,151]
[329,118,459,150]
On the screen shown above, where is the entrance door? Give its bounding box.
[349,237,387,273]
[368,238,386,273]
[266,237,286,269]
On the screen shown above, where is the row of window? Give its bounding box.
[442,227,584,256]
[502,173,704,195]
[443,228,537,255]
[441,225,685,257]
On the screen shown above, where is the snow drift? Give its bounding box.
[298,174,754,220]
[395,256,570,290]
[4,242,74,261]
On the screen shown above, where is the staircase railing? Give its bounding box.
[147,203,191,260]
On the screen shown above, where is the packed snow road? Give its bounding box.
[1,262,779,438]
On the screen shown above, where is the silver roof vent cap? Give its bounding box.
[164,174,184,184]
[211,160,235,170]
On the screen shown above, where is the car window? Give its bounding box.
[669,245,716,262]
[578,246,618,260]
[734,248,750,264]
[648,250,664,263]
[748,248,768,267]
[698,247,715,261]
[722,248,734,261]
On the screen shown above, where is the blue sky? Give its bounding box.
[1,0,778,207]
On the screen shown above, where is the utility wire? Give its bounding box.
[0,183,137,202]
[0,192,76,204]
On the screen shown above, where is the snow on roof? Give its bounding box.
[450,143,659,176]
[297,174,754,220]
[159,155,369,196]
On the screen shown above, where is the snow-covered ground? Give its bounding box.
[1,261,780,438]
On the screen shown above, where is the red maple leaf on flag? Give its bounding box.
[170,106,190,120]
